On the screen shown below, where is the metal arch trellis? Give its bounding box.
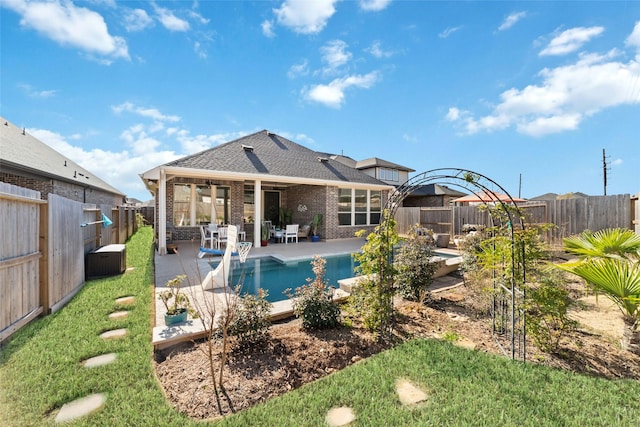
[379,168,527,361]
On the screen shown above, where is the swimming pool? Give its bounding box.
[211,250,459,303]
[217,254,359,303]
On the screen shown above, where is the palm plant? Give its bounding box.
[555,228,640,354]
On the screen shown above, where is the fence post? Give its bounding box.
[39,202,50,314]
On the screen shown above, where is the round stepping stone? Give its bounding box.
[115,296,135,305]
[100,328,127,340]
[83,353,117,368]
[325,406,356,427]
[55,393,106,423]
[108,311,129,320]
[396,379,428,406]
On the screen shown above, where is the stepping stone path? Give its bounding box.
[54,295,136,423]
[83,353,117,369]
[325,406,356,427]
[55,393,106,423]
[115,296,135,305]
[108,310,129,320]
[396,378,428,406]
[99,328,127,340]
[324,377,430,425]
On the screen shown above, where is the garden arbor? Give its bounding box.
[381,168,528,361]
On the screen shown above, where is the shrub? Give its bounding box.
[394,225,437,302]
[286,256,340,329]
[525,270,577,353]
[229,289,272,344]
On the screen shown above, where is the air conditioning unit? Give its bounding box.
[86,244,126,279]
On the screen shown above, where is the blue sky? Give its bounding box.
[2,0,639,202]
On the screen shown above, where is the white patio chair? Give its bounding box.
[202,225,237,290]
[216,226,229,249]
[200,225,215,249]
[283,224,299,244]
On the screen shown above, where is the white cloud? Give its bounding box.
[273,0,337,34]
[194,41,207,59]
[304,71,380,108]
[30,127,180,199]
[153,3,190,32]
[123,8,153,32]
[366,41,394,58]
[446,48,640,137]
[540,26,604,56]
[438,26,462,39]
[287,60,309,79]
[3,0,129,60]
[18,83,57,98]
[262,20,276,38]
[359,0,392,12]
[626,21,640,53]
[498,11,527,31]
[111,102,181,122]
[612,158,623,166]
[321,40,352,75]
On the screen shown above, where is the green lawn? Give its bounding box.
[1,226,638,426]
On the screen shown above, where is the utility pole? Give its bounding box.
[602,148,609,196]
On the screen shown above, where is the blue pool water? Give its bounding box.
[211,250,457,303]
[217,253,360,302]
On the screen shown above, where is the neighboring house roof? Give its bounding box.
[452,191,527,203]
[0,117,124,196]
[355,157,415,172]
[142,130,389,187]
[530,192,590,201]
[406,184,467,197]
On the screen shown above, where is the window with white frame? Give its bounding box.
[378,168,399,182]
[338,188,382,226]
[173,183,228,226]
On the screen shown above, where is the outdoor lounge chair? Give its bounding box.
[202,225,237,289]
[297,224,311,240]
[284,224,299,244]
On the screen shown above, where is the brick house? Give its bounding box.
[140,130,406,254]
[1,117,125,205]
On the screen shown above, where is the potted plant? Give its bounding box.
[261,222,270,246]
[158,274,196,325]
[310,213,323,242]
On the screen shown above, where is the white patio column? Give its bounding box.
[190,184,197,226]
[254,180,262,248]
[158,168,167,255]
[210,184,217,224]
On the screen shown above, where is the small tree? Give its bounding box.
[286,256,340,329]
[350,210,398,337]
[394,224,437,302]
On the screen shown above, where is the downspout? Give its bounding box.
[158,168,167,255]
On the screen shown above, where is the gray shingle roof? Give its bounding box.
[356,157,415,172]
[163,130,387,186]
[1,116,124,196]
[407,184,467,197]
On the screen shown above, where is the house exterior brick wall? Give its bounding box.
[1,172,122,205]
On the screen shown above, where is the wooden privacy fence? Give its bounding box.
[0,183,139,343]
[396,194,637,246]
